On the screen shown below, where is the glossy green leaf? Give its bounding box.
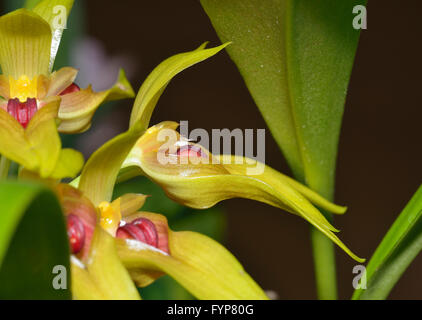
[129,42,229,131]
[200,0,365,197]
[201,0,366,299]
[353,185,422,300]
[0,180,71,299]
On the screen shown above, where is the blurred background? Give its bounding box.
[3,0,421,299]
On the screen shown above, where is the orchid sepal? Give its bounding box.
[121,121,364,263]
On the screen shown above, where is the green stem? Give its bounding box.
[310,211,337,300]
[0,156,11,179]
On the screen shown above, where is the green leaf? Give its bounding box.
[353,185,422,300]
[200,0,365,196]
[201,0,366,299]
[0,180,71,299]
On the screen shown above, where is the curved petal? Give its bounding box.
[119,193,149,217]
[50,148,84,179]
[32,0,75,71]
[25,97,61,177]
[0,75,10,100]
[56,184,97,262]
[129,42,230,131]
[116,212,267,300]
[71,227,141,300]
[0,109,38,171]
[45,67,78,97]
[56,69,135,133]
[70,256,105,300]
[0,9,51,79]
[78,127,144,206]
[122,122,364,262]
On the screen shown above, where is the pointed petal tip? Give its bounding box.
[333,205,347,215]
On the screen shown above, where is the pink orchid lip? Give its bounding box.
[116,218,159,249]
[176,145,208,159]
[7,98,37,128]
[59,82,80,96]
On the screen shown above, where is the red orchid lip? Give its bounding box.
[59,82,80,96]
[7,98,37,128]
[176,145,207,159]
[116,218,159,249]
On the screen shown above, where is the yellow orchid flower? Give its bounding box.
[57,184,267,300]
[56,185,140,300]
[0,95,83,179]
[69,41,362,263]
[63,42,363,300]
[0,2,134,133]
[120,121,364,263]
[0,1,134,179]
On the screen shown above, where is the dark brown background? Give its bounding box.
[81,0,421,299]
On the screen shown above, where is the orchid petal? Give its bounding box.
[0,9,51,79]
[0,108,38,170]
[78,128,144,206]
[56,184,97,262]
[78,44,227,204]
[122,122,364,262]
[32,0,75,71]
[56,69,134,133]
[25,97,61,177]
[85,226,141,300]
[116,212,267,300]
[50,148,84,179]
[70,256,105,300]
[0,75,10,100]
[45,66,78,97]
[119,193,149,217]
[129,42,230,131]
